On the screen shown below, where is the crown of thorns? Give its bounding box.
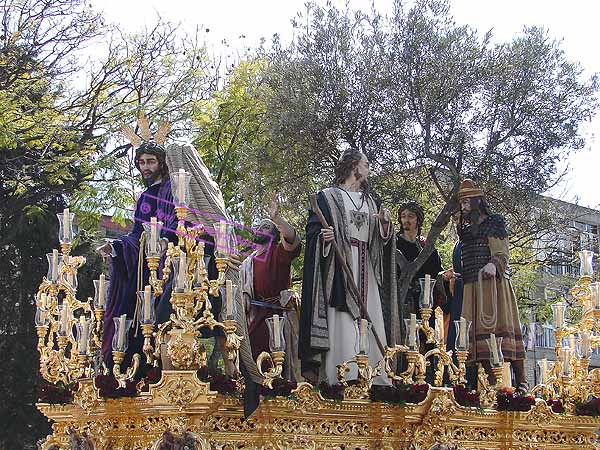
[121,112,171,148]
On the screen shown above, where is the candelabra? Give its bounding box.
[532,250,598,410]
[476,335,505,408]
[36,209,98,385]
[257,314,287,389]
[336,319,382,399]
[145,170,243,374]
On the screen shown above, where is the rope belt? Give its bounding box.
[478,268,498,330]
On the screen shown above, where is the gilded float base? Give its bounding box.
[37,373,600,450]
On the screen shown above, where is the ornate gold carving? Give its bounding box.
[167,331,202,370]
[289,383,324,412]
[525,399,555,426]
[73,379,99,414]
[160,377,200,409]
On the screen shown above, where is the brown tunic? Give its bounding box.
[462,236,525,363]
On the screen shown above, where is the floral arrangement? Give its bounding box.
[575,397,600,416]
[496,387,535,412]
[94,374,137,398]
[138,366,163,392]
[196,367,239,397]
[38,381,77,404]
[259,378,297,398]
[158,431,199,450]
[370,382,429,405]
[546,398,565,414]
[317,382,345,401]
[452,385,480,408]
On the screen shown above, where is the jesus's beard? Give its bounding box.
[142,169,162,187]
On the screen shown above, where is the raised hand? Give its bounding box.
[269,193,281,221]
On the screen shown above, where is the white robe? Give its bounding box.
[322,191,391,385]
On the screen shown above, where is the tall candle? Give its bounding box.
[423,274,431,308]
[273,314,281,349]
[539,358,548,384]
[150,217,158,254]
[217,220,227,255]
[409,313,417,348]
[569,334,577,354]
[78,316,89,354]
[435,307,444,344]
[38,307,47,326]
[143,285,152,322]
[117,314,127,350]
[580,250,594,277]
[60,305,69,335]
[459,317,467,349]
[98,274,106,308]
[51,249,59,281]
[489,333,499,365]
[177,253,187,291]
[63,208,70,241]
[359,318,368,353]
[581,331,592,357]
[225,280,233,317]
[592,283,600,310]
[562,348,572,376]
[177,168,185,204]
[552,302,565,329]
[39,292,46,308]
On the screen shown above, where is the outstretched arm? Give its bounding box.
[270,193,300,250]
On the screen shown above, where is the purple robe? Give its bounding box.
[102,179,176,368]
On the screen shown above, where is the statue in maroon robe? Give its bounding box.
[239,194,302,380]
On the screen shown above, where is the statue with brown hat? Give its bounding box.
[456,179,527,393]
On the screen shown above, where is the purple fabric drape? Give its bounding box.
[102,180,176,368]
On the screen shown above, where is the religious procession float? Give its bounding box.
[33,129,600,449]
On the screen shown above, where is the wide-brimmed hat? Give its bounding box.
[458,179,484,201]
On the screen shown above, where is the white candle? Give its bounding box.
[359,318,368,353]
[177,253,187,291]
[38,308,47,326]
[63,208,70,241]
[592,283,600,309]
[489,333,499,365]
[569,334,577,354]
[581,331,592,357]
[552,302,565,329]
[51,249,59,281]
[217,220,227,255]
[98,274,106,308]
[225,280,233,317]
[562,348,572,376]
[459,317,467,349]
[423,274,431,308]
[117,314,127,350]
[539,358,548,384]
[150,217,158,254]
[39,292,46,308]
[435,307,444,344]
[143,285,152,321]
[580,250,594,277]
[177,168,186,203]
[273,314,281,349]
[78,316,89,354]
[60,305,69,335]
[409,313,417,348]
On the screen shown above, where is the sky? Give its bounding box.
[93,0,600,209]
